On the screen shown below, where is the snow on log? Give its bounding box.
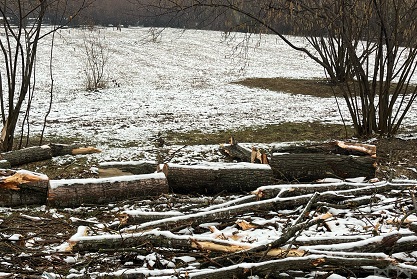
[270,153,376,182]
[47,173,168,207]
[162,162,274,194]
[0,145,52,166]
[0,169,49,207]
[98,161,158,177]
[188,255,393,279]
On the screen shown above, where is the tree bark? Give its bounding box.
[48,173,168,207]
[49,143,101,156]
[0,169,49,207]
[0,145,53,166]
[270,153,376,181]
[162,162,274,194]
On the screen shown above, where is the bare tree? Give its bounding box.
[0,0,93,151]
[82,27,110,91]
[136,0,417,137]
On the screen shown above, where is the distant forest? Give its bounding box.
[56,0,293,34]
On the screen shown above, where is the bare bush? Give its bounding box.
[82,28,110,91]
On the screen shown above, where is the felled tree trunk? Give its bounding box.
[98,161,158,177]
[48,173,168,207]
[270,153,376,181]
[162,162,274,194]
[0,143,101,167]
[0,170,49,207]
[49,143,101,156]
[220,139,376,182]
[0,145,53,166]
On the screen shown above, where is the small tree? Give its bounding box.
[82,28,109,91]
[139,0,417,137]
[0,0,92,151]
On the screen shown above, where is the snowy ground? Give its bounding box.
[22,26,415,162]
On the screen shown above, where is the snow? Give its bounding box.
[5,26,406,162]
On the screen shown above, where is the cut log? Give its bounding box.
[0,145,52,166]
[270,153,376,181]
[162,162,275,194]
[0,169,49,207]
[49,143,101,156]
[98,161,158,177]
[47,173,168,207]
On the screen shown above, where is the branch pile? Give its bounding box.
[61,180,417,278]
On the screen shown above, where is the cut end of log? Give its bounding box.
[0,170,49,191]
[71,147,101,155]
[336,141,377,157]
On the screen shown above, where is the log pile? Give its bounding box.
[60,180,417,278]
[220,138,377,182]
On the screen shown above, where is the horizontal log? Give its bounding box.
[98,161,158,177]
[189,255,394,279]
[48,173,168,207]
[0,169,49,207]
[270,153,376,182]
[49,143,101,156]
[163,162,274,194]
[0,145,52,166]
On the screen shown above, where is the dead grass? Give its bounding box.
[234,77,341,98]
[164,122,354,145]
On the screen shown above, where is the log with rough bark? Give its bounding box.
[270,152,376,181]
[220,139,376,182]
[98,161,158,177]
[0,143,101,167]
[162,162,275,194]
[49,143,101,156]
[0,145,53,166]
[47,173,168,207]
[219,138,252,162]
[0,169,49,207]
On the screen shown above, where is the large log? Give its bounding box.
[98,160,158,177]
[0,169,49,207]
[270,153,376,182]
[48,173,168,207]
[162,162,275,194]
[0,145,52,166]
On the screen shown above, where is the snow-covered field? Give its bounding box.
[24,26,414,162]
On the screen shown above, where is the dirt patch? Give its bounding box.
[234,77,341,97]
